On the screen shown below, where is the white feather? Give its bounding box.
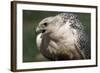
[36,33,42,50]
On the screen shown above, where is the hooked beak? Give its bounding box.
[36,27,41,35]
[36,27,40,33]
[36,27,46,34]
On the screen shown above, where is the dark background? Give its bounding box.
[23,10,91,62]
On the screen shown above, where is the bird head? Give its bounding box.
[36,13,83,40]
[36,17,53,34]
[36,14,65,36]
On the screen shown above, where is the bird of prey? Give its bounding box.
[36,13,90,61]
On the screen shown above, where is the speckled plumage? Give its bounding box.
[36,13,89,60]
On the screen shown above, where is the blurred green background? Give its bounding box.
[23,10,91,62]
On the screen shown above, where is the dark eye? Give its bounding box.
[44,23,47,26]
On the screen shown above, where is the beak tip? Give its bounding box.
[36,27,39,32]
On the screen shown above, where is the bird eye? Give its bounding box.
[43,23,47,26]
